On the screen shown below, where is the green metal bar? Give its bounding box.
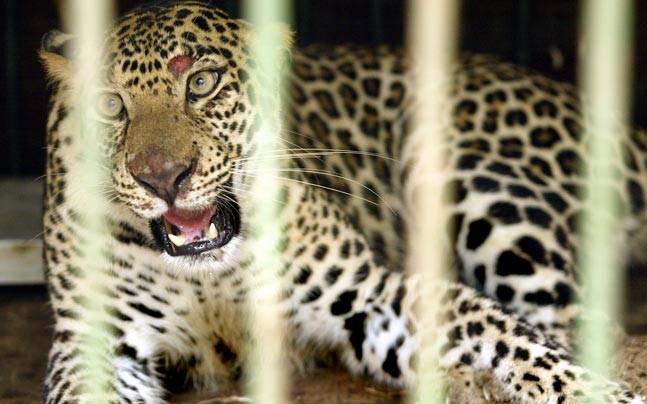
[578,0,634,378]
[242,1,292,403]
[407,1,460,403]
[68,0,115,400]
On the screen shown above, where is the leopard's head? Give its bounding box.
[40,1,292,260]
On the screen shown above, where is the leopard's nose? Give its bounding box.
[127,151,195,204]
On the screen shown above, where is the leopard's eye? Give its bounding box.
[97,93,125,119]
[187,70,219,99]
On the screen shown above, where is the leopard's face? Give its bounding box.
[84,3,274,258]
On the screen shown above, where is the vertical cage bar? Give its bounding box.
[65,0,115,400]
[577,0,634,377]
[406,0,459,402]
[242,1,291,403]
[5,0,19,174]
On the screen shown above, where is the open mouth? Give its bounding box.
[150,195,240,256]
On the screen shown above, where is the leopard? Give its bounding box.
[38,1,646,403]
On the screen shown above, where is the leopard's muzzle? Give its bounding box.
[150,195,240,256]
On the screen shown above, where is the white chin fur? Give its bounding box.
[160,236,243,274]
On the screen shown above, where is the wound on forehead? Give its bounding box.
[168,56,195,77]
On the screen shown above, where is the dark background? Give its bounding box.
[1,0,645,176]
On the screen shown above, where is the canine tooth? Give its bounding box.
[208,223,218,239]
[168,233,186,246]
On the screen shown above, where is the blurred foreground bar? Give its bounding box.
[406,0,459,402]
[578,0,634,377]
[65,0,116,400]
[242,1,291,403]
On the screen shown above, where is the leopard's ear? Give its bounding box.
[240,21,294,71]
[274,22,295,53]
[275,22,294,69]
[39,29,76,83]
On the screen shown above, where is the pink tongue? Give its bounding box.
[163,206,216,241]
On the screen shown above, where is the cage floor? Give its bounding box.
[2,274,646,404]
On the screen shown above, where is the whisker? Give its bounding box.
[282,129,335,150]
[234,149,402,164]
[25,230,45,244]
[238,172,384,208]
[233,167,397,215]
[34,172,70,182]
[218,183,287,207]
[274,135,325,164]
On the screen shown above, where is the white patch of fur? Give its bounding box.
[114,356,166,402]
[366,310,406,362]
[160,236,244,275]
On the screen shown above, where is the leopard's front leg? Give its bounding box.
[44,333,164,404]
[279,182,644,403]
[44,229,173,403]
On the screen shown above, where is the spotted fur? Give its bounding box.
[40,2,644,403]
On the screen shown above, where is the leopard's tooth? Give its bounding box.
[168,233,186,246]
[208,223,218,239]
